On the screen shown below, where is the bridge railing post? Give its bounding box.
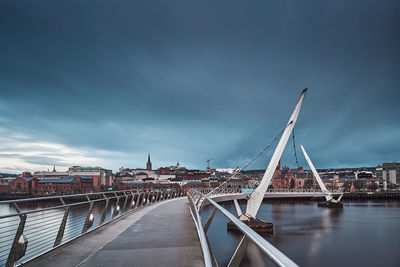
[54,198,70,247]
[82,195,94,234]
[100,193,109,225]
[112,194,121,219]
[121,192,128,213]
[129,191,135,209]
[143,192,148,206]
[6,203,27,267]
[148,192,153,205]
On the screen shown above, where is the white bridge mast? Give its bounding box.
[300,145,332,201]
[300,145,343,203]
[244,88,307,219]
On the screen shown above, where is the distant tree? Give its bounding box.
[387,183,398,190]
[368,183,379,191]
[343,181,352,192]
[289,178,295,189]
[268,184,274,190]
[354,180,367,191]
[304,179,313,189]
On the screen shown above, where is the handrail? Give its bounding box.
[188,189,298,267]
[0,189,143,204]
[186,193,213,267]
[0,188,184,267]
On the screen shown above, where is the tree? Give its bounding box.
[268,184,274,190]
[368,182,379,191]
[343,181,352,192]
[304,179,313,189]
[354,180,367,191]
[289,178,295,189]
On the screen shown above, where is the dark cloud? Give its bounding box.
[0,0,399,171]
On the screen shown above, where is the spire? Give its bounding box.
[53,165,56,172]
[146,153,152,171]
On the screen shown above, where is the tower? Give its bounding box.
[146,153,152,171]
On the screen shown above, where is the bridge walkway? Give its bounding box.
[24,197,204,267]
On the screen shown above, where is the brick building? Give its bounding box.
[68,166,113,190]
[9,177,38,194]
[37,176,93,195]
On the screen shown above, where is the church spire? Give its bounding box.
[53,165,56,172]
[146,153,152,171]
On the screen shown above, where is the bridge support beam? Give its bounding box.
[227,235,250,267]
[204,207,217,233]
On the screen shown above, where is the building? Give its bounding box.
[135,172,148,179]
[215,168,236,174]
[176,171,210,181]
[156,162,187,175]
[68,166,113,190]
[9,177,38,194]
[37,176,93,195]
[34,166,69,179]
[0,177,13,193]
[116,181,179,191]
[183,181,204,191]
[377,162,400,184]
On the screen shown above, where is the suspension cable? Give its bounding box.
[207,122,293,196]
[292,127,300,169]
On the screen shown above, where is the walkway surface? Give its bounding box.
[24,197,204,267]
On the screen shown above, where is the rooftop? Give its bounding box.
[73,166,104,171]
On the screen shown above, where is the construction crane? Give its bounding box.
[206,158,214,172]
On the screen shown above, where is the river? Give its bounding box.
[200,200,400,267]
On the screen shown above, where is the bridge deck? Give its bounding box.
[24,197,204,267]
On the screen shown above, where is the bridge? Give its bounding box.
[0,187,327,267]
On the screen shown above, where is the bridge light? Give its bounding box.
[116,205,120,212]
[131,200,135,207]
[15,234,28,261]
[87,213,94,229]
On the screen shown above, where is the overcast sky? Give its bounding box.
[0,0,399,173]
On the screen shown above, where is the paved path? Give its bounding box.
[24,197,204,267]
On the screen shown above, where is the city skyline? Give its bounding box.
[1,1,399,173]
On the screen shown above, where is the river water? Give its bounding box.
[200,200,400,267]
[1,200,399,266]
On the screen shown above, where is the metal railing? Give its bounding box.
[0,189,184,267]
[187,190,298,267]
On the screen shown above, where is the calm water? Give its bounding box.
[201,200,400,267]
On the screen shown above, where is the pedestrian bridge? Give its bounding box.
[0,188,333,266]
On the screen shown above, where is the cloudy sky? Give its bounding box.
[0,0,399,173]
